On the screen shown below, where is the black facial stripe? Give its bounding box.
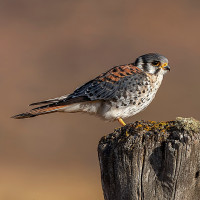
[133,58,139,66]
[142,63,149,71]
[155,68,161,75]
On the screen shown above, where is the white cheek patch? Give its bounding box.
[147,64,156,74]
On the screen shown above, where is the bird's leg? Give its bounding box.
[118,118,126,126]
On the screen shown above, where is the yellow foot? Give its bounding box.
[118,118,126,126]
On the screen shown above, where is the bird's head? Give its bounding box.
[134,53,170,75]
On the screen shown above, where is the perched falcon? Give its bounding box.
[12,53,170,126]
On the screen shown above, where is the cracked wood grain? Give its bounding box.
[98,118,200,200]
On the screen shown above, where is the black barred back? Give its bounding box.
[62,64,148,103]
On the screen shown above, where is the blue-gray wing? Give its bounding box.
[13,64,148,119]
[61,64,147,104]
[28,64,148,109]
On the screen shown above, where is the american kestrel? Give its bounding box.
[12,53,170,126]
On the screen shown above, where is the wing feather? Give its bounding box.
[28,64,146,108]
[58,64,146,103]
[12,64,147,119]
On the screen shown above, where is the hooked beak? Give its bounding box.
[164,65,170,71]
[160,63,170,71]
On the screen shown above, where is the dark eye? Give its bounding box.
[152,61,160,66]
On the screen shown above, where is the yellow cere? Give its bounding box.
[161,63,168,69]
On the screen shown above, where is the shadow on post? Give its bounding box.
[98,117,200,200]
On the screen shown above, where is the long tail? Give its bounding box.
[28,95,69,106]
[12,104,66,119]
[12,95,89,119]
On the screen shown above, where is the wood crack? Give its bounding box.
[98,118,200,200]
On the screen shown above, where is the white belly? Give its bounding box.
[100,94,155,120]
[98,74,163,120]
[61,74,163,121]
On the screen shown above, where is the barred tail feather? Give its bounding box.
[12,105,66,119]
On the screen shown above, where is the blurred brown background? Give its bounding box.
[1,0,200,199]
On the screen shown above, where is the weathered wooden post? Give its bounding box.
[98,117,200,200]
